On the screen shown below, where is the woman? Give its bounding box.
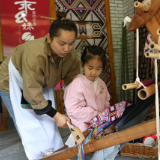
[0,12,80,159]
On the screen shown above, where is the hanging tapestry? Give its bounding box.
[55,0,112,97]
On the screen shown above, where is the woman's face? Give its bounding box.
[47,29,76,58]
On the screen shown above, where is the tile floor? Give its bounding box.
[0,118,158,160]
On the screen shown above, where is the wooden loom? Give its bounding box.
[39,0,159,160]
[41,118,159,160]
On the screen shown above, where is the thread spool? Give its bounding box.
[145,52,160,59]
[143,134,157,147]
[122,83,140,90]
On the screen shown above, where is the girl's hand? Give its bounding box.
[54,112,71,128]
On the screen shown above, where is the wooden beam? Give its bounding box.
[104,0,117,104]
[41,118,158,160]
[0,11,3,62]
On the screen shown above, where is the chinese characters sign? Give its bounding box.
[0,0,51,56]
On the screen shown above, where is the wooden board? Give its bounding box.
[41,118,158,160]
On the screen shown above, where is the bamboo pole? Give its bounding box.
[134,1,150,12]
[41,16,56,20]
[138,82,160,100]
[157,29,160,36]
[150,43,160,51]
[122,82,140,90]
[104,0,117,104]
[145,52,160,59]
[41,118,159,160]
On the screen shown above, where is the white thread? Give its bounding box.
[135,28,146,89]
[155,36,160,160]
[135,77,146,89]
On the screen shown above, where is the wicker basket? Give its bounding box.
[120,143,158,159]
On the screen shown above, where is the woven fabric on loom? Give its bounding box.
[55,0,112,100]
[77,101,131,160]
[89,101,132,128]
[144,33,155,55]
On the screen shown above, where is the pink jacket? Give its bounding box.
[64,74,110,132]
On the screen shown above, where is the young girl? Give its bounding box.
[64,46,120,160]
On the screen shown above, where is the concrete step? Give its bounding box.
[0,129,27,160]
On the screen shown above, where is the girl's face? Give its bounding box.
[47,29,76,58]
[82,56,103,82]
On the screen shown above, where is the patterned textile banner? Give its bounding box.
[55,0,112,96]
[0,0,50,57]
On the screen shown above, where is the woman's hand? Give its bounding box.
[54,112,71,128]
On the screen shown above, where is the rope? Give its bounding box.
[123,17,146,90]
[155,35,160,160]
[135,28,146,89]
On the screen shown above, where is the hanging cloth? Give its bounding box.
[120,23,129,101]
[8,58,64,160]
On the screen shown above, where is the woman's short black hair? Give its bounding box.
[49,11,77,40]
[81,46,107,70]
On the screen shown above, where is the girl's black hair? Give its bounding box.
[81,46,107,70]
[49,11,78,40]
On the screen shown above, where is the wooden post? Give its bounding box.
[41,118,158,160]
[0,99,8,131]
[104,0,117,104]
[48,1,65,114]
[49,0,56,23]
[56,90,64,114]
[0,12,3,62]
